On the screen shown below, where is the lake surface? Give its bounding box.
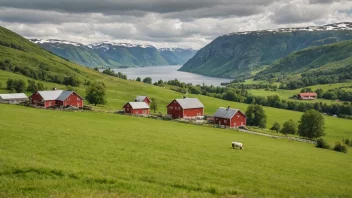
[112,66,232,86]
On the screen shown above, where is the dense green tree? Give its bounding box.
[280,119,297,135]
[63,76,80,87]
[190,86,201,94]
[85,82,107,106]
[298,109,325,139]
[6,78,26,93]
[136,77,141,82]
[315,88,325,98]
[27,80,38,92]
[143,77,152,84]
[270,122,281,132]
[150,97,158,113]
[245,105,267,128]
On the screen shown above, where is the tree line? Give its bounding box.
[0,60,81,87]
[151,78,352,119]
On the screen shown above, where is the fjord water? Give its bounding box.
[112,65,232,86]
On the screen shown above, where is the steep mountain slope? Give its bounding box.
[179,22,352,78]
[158,48,197,65]
[30,39,109,67]
[0,27,103,85]
[256,40,352,78]
[88,42,169,67]
[30,39,197,67]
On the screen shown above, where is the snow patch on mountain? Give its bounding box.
[30,39,83,47]
[158,48,197,52]
[87,41,154,49]
[225,22,352,36]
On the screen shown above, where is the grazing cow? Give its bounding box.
[232,142,244,150]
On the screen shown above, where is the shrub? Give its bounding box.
[280,119,297,135]
[270,122,281,132]
[333,142,348,153]
[316,138,330,149]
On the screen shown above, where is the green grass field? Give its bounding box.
[1,70,351,144]
[0,104,351,197]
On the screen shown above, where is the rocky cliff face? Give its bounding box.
[179,22,352,78]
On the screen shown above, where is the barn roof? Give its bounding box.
[299,93,317,97]
[135,96,147,101]
[174,98,204,109]
[0,93,28,100]
[213,107,239,119]
[126,102,150,109]
[35,90,82,101]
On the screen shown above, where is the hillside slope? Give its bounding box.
[30,39,197,68]
[179,22,352,78]
[0,27,104,85]
[256,40,352,78]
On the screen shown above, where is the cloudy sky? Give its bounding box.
[0,0,352,49]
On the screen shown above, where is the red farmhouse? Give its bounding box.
[29,90,83,108]
[298,93,317,100]
[213,107,246,128]
[135,96,151,105]
[167,98,204,119]
[123,102,150,115]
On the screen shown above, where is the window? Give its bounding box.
[41,99,44,102]
[224,120,227,123]
[215,118,218,120]
[127,108,129,111]
[169,106,173,109]
[77,98,81,101]
[48,102,52,106]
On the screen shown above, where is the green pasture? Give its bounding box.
[0,104,351,197]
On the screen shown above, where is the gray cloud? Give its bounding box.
[0,0,351,49]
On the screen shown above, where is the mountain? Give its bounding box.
[179,22,352,78]
[158,48,197,65]
[0,27,102,85]
[30,39,108,67]
[30,39,197,68]
[254,40,352,81]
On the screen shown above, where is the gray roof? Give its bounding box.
[135,96,147,101]
[175,98,204,109]
[127,102,150,109]
[213,107,239,119]
[36,90,80,101]
[56,91,74,101]
[0,93,28,100]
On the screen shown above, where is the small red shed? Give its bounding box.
[135,96,151,105]
[298,93,317,100]
[123,102,150,115]
[29,90,83,108]
[213,107,246,128]
[167,98,204,119]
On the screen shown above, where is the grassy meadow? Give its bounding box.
[0,104,351,197]
[1,70,352,144]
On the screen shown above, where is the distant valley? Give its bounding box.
[30,39,197,68]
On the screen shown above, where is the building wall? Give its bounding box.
[184,108,204,118]
[214,117,231,127]
[30,92,45,107]
[144,97,150,105]
[124,103,133,114]
[44,100,58,108]
[214,111,246,128]
[167,100,184,118]
[231,111,246,127]
[62,93,83,108]
[131,108,149,115]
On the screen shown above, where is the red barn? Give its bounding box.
[29,90,83,108]
[298,93,317,100]
[135,96,151,105]
[167,98,204,119]
[213,107,246,128]
[123,102,150,115]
